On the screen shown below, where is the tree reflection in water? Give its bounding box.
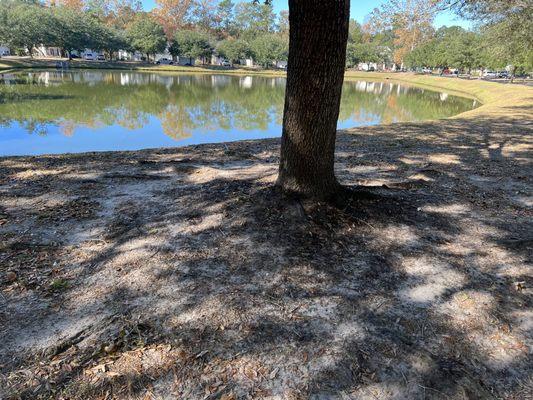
[0,70,477,142]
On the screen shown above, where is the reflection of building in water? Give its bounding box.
[119,72,157,86]
[0,73,17,85]
[440,92,449,101]
[395,85,411,96]
[120,73,131,86]
[211,75,231,87]
[240,76,253,89]
[81,71,102,86]
[273,77,286,87]
[353,81,391,95]
[34,71,71,86]
[355,81,366,92]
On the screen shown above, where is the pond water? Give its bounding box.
[0,70,478,156]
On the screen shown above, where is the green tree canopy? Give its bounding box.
[0,2,56,56]
[234,1,276,40]
[250,34,287,67]
[126,14,167,57]
[346,43,382,67]
[217,0,236,36]
[405,26,484,70]
[217,38,252,64]
[173,30,213,61]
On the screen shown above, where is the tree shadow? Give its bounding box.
[0,113,531,399]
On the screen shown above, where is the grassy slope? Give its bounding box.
[344,71,533,117]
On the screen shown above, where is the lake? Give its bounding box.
[0,70,478,156]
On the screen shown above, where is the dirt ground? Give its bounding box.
[1,84,532,399]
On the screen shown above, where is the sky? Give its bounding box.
[141,0,471,29]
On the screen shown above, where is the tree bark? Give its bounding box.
[277,0,350,199]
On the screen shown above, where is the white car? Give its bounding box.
[84,53,94,61]
[483,71,498,78]
[156,58,173,65]
[221,60,231,67]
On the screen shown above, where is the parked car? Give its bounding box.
[1,50,9,56]
[497,71,509,78]
[83,53,94,61]
[221,60,231,67]
[70,54,80,59]
[156,58,173,65]
[442,68,459,76]
[97,54,106,61]
[422,68,432,74]
[483,70,498,78]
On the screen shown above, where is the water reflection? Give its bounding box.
[0,70,477,156]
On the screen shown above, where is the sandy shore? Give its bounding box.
[0,75,532,399]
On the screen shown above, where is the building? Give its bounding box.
[239,58,254,67]
[34,45,62,57]
[211,54,225,65]
[0,44,10,56]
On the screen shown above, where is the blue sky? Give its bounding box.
[141,0,471,29]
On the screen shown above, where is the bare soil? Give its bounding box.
[0,110,532,399]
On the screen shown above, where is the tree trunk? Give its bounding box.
[277,0,350,199]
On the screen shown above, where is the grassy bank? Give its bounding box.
[0,57,286,76]
[345,71,533,122]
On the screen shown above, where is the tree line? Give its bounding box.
[0,0,288,65]
[349,0,532,74]
[0,0,530,73]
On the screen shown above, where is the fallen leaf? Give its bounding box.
[196,350,209,359]
[6,271,17,282]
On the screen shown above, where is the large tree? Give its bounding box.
[217,38,251,65]
[441,0,533,73]
[0,2,56,57]
[404,26,484,71]
[368,0,436,66]
[153,0,193,39]
[50,6,101,58]
[190,0,218,33]
[126,14,167,59]
[234,1,276,40]
[277,0,350,198]
[250,34,287,68]
[216,0,235,36]
[173,30,213,63]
